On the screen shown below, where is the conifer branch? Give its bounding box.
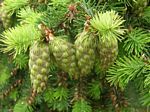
[0,62,11,89]
[140,89,150,106]
[123,28,150,55]
[144,63,150,88]
[17,7,43,25]
[107,56,145,89]
[87,80,101,100]
[13,53,29,69]
[117,0,133,6]
[142,6,150,24]
[14,100,33,112]
[72,99,92,112]
[0,25,41,57]
[3,0,29,14]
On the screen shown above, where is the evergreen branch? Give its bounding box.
[49,0,71,6]
[125,81,142,109]
[140,89,150,106]
[44,87,69,111]
[88,80,101,100]
[13,53,29,69]
[144,63,150,88]
[13,100,33,112]
[142,6,150,24]
[0,25,41,57]
[2,79,22,99]
[52,98,69,111]
[9,89,19,101]
[42,2,67,29]
[123,28,150,55]
[106,2,127,15]
[0,63,10,88]
[107,56,145,89]
[90,10,126,41]
[72,99,92,112]
[52,87,69,111]
[145,73,150,87]
[44,88,54,104]
[53,87,68,101]
[17,7,43,25]
[117,0,133,6]
[3,0,29,14]
[81,0,103,16]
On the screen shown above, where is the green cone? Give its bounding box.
[98,37,118,71]
[50,37,79,78]
[29,41,50,93]
[75,31,95,76]
[90,11,126,72]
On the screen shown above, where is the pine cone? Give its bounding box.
[97,38,118,71]
[29,41,50,93]
[75,31,96,76]
[90,11,125,72]
[50,37,79,78]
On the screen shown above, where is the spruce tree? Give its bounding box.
[0,0,150,112]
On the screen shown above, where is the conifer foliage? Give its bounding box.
[0,0,150,112]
